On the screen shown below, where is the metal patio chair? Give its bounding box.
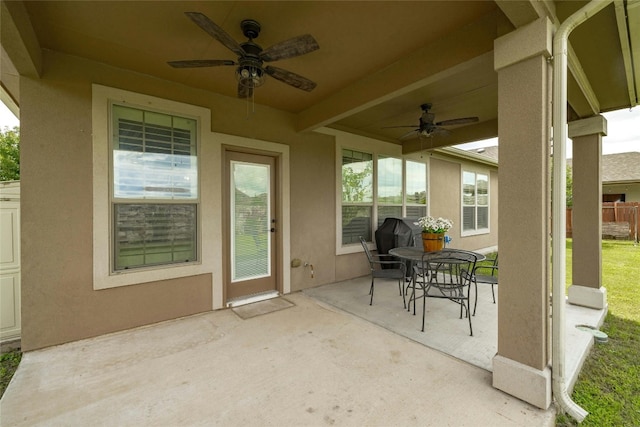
[471,254,498,316]
[359,236,407,306]
[410,249,479,335]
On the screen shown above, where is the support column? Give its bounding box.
[492,18,553,409]
[567,116,608,309]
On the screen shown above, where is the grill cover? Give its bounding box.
[374,218,422,273]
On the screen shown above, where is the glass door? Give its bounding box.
[225,151,277,300]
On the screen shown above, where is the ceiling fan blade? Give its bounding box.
[168,59,236,68]
[431,127,452,136]
[260,34,319,62]
[382,125,420,129]
[185,12,245,57]
[435,117,479,126]
[398,129,419,140]
[238,83,253,99]
[264,66,317,91]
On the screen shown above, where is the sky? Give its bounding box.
[1,101,638,157]
[1,102,19,129]
[455,107,640,157]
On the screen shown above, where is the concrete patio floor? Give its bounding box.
[0,276,604,426]
[304,275,607,390]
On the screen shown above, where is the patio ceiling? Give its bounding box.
[1,0,639,152]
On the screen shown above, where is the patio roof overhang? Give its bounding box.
[1,0,638,151]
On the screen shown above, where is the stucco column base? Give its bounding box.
[493,354,551,409]
[567,285,607,310]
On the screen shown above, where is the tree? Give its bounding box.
[0,126,20,181]
[551,160,573,208]
[342,163,372,202]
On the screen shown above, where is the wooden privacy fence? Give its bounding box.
[566,202,639,242]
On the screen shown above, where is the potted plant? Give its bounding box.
[415,216,453,252]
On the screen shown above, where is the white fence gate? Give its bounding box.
[1,181,21,342]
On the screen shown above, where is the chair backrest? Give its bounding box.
[421,249,480,286]
[359,236,375,266]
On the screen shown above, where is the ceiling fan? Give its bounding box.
[168,12,319,98]
[385,103,479,140]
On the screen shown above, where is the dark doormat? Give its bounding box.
[231,297,295,319]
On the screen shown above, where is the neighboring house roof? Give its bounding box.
[469,145,499,161]
[467,148,640,184]
[438,146,498,167]
[567,151,640,184]
[600,152,640,183]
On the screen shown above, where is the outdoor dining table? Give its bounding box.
[387,246,486,264]
[388,246,486,334]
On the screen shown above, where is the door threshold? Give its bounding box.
[226,291,280,308]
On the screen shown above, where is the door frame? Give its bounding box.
[220,140,290,306]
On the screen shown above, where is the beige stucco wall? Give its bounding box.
[429,155,498,253]
[571,133,602,289]
[20,50,498,350]
[496,54,551,370]
[20,51,336,350]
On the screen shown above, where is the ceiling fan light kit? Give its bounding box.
[168,13,319,98]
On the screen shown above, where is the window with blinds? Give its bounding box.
[377,156,402,228]
[111,104,198,271]
[405,160,427,219]
[462,171,489,233]
[340,149,428,246]
[342,149,373,244]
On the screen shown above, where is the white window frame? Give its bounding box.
[92,85,216,290]
[461,168,490,237]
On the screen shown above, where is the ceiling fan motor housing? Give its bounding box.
[241,19,262,40]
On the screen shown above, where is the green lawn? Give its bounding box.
[0,349,21,398]
[557,239,640,426]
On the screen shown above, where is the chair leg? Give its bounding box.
[369,278,374,305]
[409,273,416,314]
[421,291,426,332]
[491,284,496,303]
[473,280,478,316]
[412,284,417,315]
[467,300,473,336]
